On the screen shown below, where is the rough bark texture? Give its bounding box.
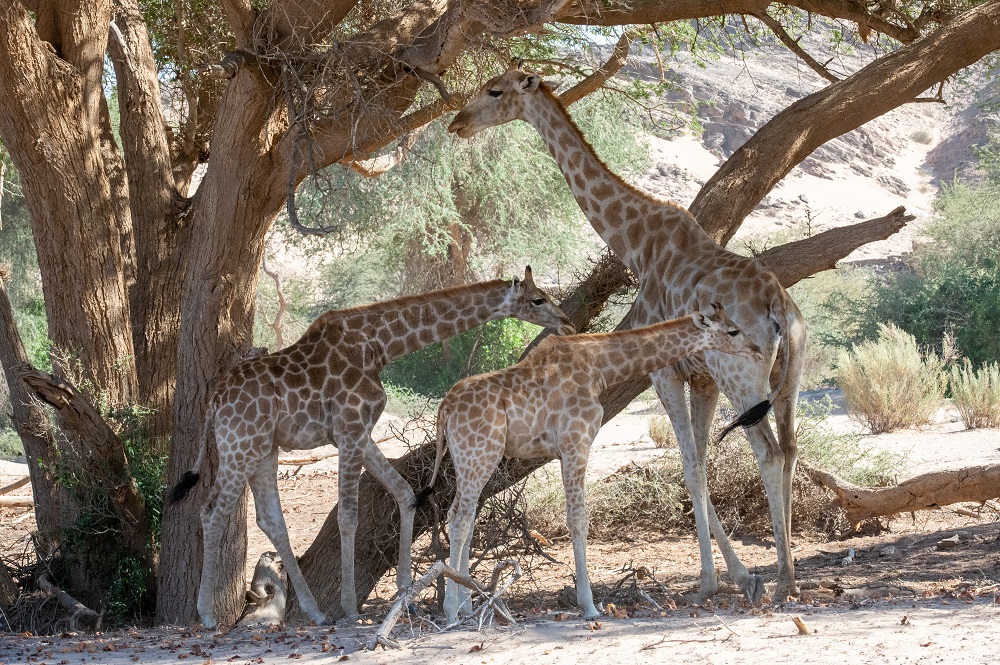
[802,463,1000,522]
[13,365,154,566]
[0,278,63,542]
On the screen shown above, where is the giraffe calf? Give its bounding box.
[420,304,762,623]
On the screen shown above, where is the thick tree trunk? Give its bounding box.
[801,463,1000,522]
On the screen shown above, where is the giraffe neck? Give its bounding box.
[522,86,714,275]
[324,280,514,364]
[571,317,716,387]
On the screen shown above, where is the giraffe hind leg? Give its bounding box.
[198,472,249,629]
[248,454,327,625]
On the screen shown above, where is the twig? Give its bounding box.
[715,613,739,636]
[755,12,839,83]
[637,588,662,610]
[369,560,446,650]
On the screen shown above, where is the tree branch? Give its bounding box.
[691,0,1000,244]
[559,29,637,106]
[801,462,1000,522]
[754,11,839,83]
[13,364,154,565]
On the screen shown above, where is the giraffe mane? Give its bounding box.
[302,279,510,335]
[537,82,691,215]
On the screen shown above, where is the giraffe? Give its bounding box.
[447,65,807,603]
[169,267,575,629]
[419,304,762,623]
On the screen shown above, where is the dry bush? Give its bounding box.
[949,359,1000,429]
[647,415,676,449]
[835,323,946,433]
[523,398,906,541]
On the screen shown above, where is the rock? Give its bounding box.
[936,534,962,550]
[879,545,896,557]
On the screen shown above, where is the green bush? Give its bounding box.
[381,318,540,398]
[0,428,24,459]
[949,359,1000,429]
[835,324,945,434]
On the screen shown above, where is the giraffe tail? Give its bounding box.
[168,403,216,503]
[411,411,448,509]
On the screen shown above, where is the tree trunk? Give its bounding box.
[0,277,64,543]
[801,463,1000,522]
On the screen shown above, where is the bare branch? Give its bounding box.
[754,11,839,83]
[559,29,637,106]
[346,128,425,178]
[260,256,288,349]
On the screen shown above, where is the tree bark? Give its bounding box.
[0,277,63,542]
[801,463,1000,522]
[13,364,154,567]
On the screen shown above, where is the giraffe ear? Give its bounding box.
[521,74,541,93]
[692,312,713,330]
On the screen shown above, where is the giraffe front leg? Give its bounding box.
[363,444,416,591]
[561,450,600,620]
[337,445,365,621]
[652,370,720,603]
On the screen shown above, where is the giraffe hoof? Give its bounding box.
[743,574,765,605]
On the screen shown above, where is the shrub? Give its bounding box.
[949,359,1000,429]
[381,319,540,398]
[647,415,676,448]
[910,129,932,144]
[835,324,946,433]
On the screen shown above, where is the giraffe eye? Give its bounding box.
[488,89,503,98]
[728,329,740,337]
[531,298,545,306]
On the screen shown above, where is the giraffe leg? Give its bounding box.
[744,418,797,601]
[770,388,800,600]
[197,470,250,629]
[336,442,366,621]
[362,444,416,591]
[651,368,719,602]
[445,488,479,625]
[690,377,764,603]
[248,453,327,625]
[560,446,600,619]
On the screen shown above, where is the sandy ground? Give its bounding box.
[2,391,998,664]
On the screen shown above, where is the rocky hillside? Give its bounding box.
[612,28,989,262]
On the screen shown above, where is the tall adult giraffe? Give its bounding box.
[448,66,807,603]
[170,268,575,628]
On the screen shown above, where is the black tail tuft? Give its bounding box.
[715,400,773,443]
[169,471,201,503]
[410,485,434,509]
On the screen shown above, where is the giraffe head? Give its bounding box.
[693,303,764,360]
[505,266,575,335]
[448,63,542,138]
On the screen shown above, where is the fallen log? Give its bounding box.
[801,462,1000,521]
[0,495,33,507]
[0,476,30,495]
[38,573,100,631]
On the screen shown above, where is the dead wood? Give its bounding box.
[801,462,1000,521]
[0,476,30,495]
[37,573,100,632]
[0,496,33,508]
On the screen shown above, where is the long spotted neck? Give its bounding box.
[521,87,713,275]
[364,280,513,363]
[573,317,720,388]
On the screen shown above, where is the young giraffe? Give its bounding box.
[448,65,807,603]
[170,267,574,628]
[420,305,762,623]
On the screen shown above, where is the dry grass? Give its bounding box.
[647,415,676,449]
[949,360,1000,429]
[835,324,946,434]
